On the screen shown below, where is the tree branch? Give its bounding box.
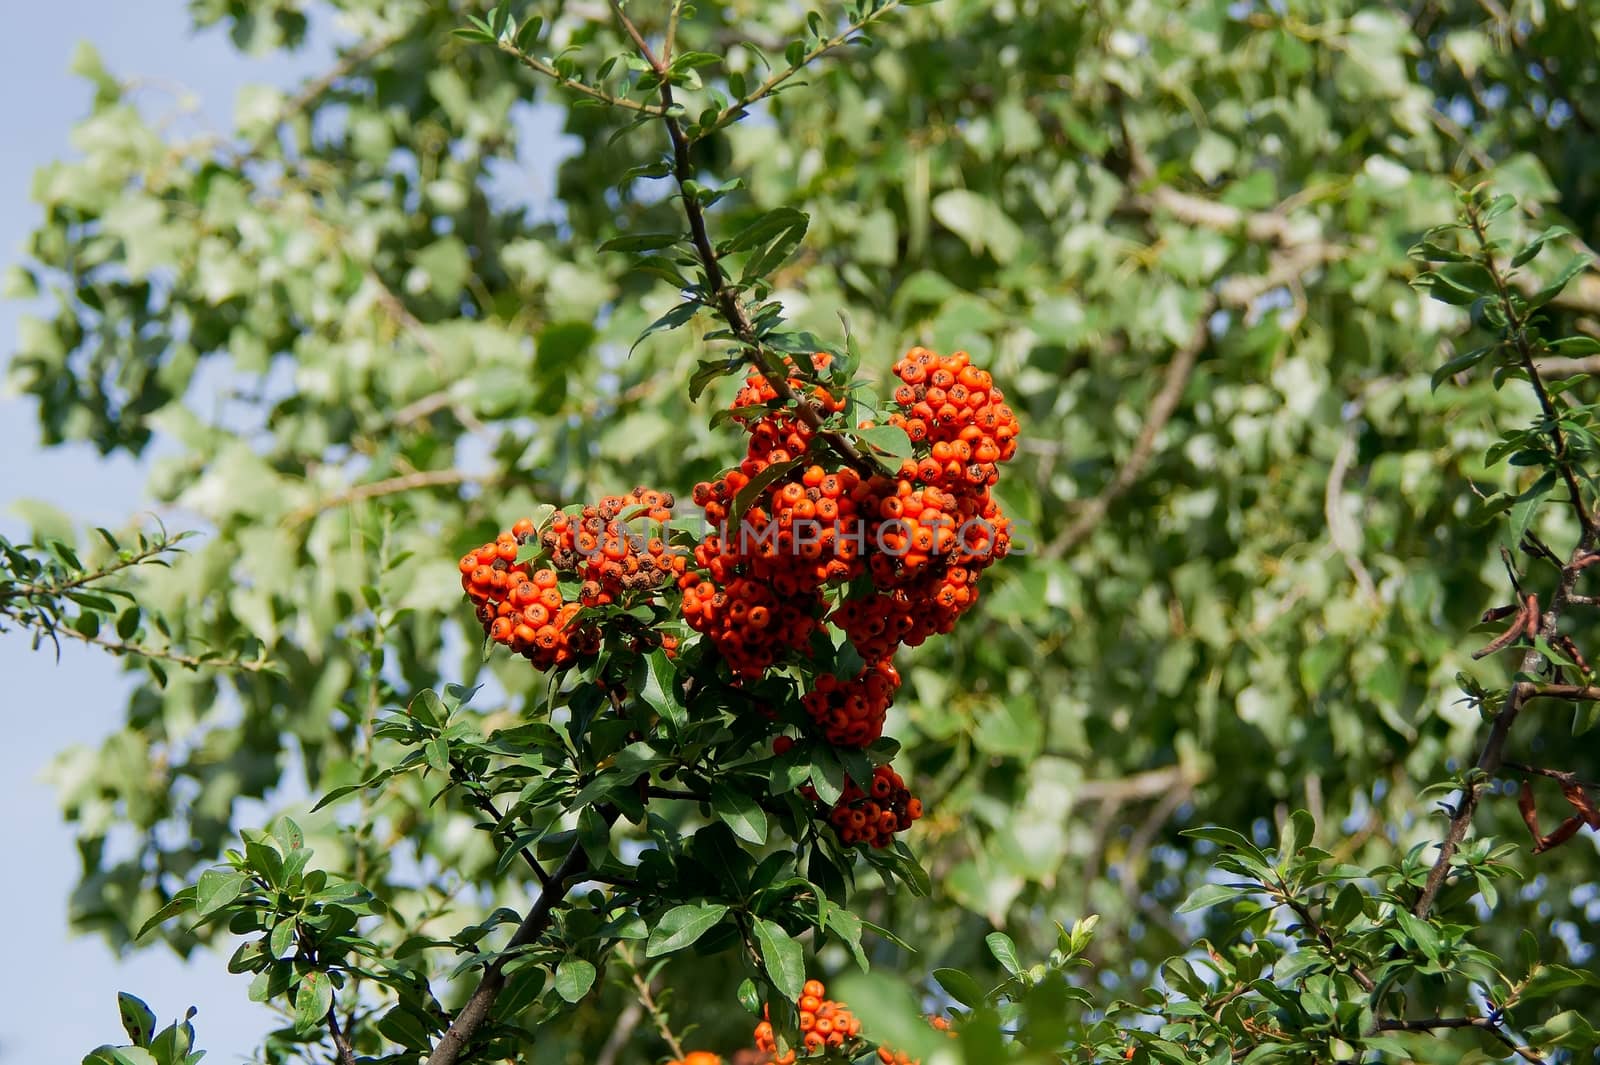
[1045,306,1210,557]
[1415,534,1596,917]
[326,1007,359,1065]
[425,829,611,1065]
[496,39,665,115]
[625,10,883,478]
[1378,1015,1544,1063]
[285,468,494,527]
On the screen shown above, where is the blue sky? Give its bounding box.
[0,4,331,1060]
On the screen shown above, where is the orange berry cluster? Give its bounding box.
[886,346,1018,487]
[682,354,871,679]
[755,979,862,1064]
[819,764,922,849]
[678,348,1017,850]
[666,1055,721,1065]
[753,978,952,1065]
[460,525,591,671]
[801,659,901,748]
[460,490,680,671]
[828,349,1017,663]
[541,488,683,605]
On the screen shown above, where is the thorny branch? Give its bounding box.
[600,1,886,479]
[1414,196,1599,916]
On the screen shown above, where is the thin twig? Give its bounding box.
[33,625,271,673]
[1466,204,1593,535]
[3,536,182,599]
[285,469,492,527]
[496,39,665,115]
[699,1,909,139]
[620,8,882,478]
[625,945,687,1059]
[1377,1015,1544,1063]
[1504,761,1600,791]
[1415,197,1600,916]
[463,778,555,891]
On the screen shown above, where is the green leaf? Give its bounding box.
[933,967,985,1007]
[739,210,811,284]
[855,425,915,460]
[136,887,197,939]
[1512,224,1572,267]
[985,930,1021,974]
[117,993,157,1047]
[630,300,704,355]
[1394,910,1443,963]
[637,649,686,736]
[731,457,801,524]
[1549,335,1600,356]
[645,902,729,957]
[1507,470,1557,548]
[710,781,768,844]
[82,1049,158,1065]
[1177,882,1246,914]
[598,232,683,253]
[577,806,611,866]
[293,970,333,1036]
[194,869,247,917]
[753,917,806,1001]
[554,958,597,1003]
[1429,346,1491,391]
[410,689,446,727]
[1529,255,1592,309]
[425,735,450,774]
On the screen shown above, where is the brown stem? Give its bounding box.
[1046,306,1210,557]
[624,944,686,1059]
[611,8,883,479]
[424,824,613,1065]
[327,1007,358,1065]
[284,468,493,527]
[1280,889,1375,993]
[1414,530,1595,917]
[1466,203,1593,535]
[3,535,182,600]
[1378,1015,1544,1063]
[463,777,554,891]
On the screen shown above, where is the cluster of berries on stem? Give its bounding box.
[461,349,1018,853]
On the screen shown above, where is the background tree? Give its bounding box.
[9,0,1600,1063]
